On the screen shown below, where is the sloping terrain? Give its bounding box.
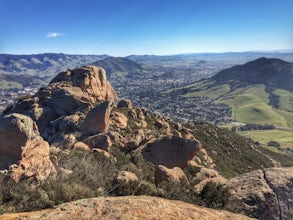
[0,73,47,89]
[0,196,253,220]
[92,57,145,78]
[167,58,293,128]
[0,65,292,219]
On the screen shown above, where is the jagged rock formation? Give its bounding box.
[0,113,55,182]
[227,167,293,220]
[4,66,117,143]
[0,196,253,220]
[0,65,201,184]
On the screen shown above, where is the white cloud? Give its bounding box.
[46,32,64,38]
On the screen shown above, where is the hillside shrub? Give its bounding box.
[267,141,280,148]
[200,181,231,209]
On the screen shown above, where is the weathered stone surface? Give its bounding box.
[80,101,112,134]
[110,111,128,128]
[60,133,77,149]
[83,133,112,152]
[73,142,91,151]
[124,129,145,151]
[92,148,112,158]
[0,113,55,182]
[194,167,227,192]
[4,66,117,143]
[155,118,170,130]
[136,108,145,120]
[50,66,117,102]
[117,99,132,109]
[0,196,253,220]
[155,165,188,186]
[227,167,293,220]
[142,136,201,169]
[115,171,138,185]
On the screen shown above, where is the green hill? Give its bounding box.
[0,74,47,89]
[169,58,293,128]
[164,57,293,150]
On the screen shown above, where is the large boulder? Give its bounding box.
[110,111,128,129]
[155,165,188,186]
[124,129,145,151]
[82,133,112,152]
[80,101,113,134]
[0,113,55,182]
[227,167,293,220]
[142,136,201,169]
[114,171,139,185]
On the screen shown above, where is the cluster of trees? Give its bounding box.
[231,123,275,132]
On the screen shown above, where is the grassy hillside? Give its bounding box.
[0,74,47,89]
[179,82,291,127]
[274,89,293,112]
[182,84,230,98]
[167,58,293,128]
[238,129,293,149]
[218,85,288,126]
[0,81,22,89]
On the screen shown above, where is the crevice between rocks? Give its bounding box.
[262,169,283,220]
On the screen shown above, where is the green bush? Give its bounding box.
[158,182,202,205]
[0,178,54,212]
[200,181,231,209]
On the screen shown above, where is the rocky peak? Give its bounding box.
[50,65,117,103]
[4,65,117,142]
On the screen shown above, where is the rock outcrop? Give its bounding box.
[50,65,117,102]
[155,165,189,186]
[80,101,113,134]
[115,171,139,185]
[4,66,117,143]
[142,136,201,169]
[227,167,293,220]
[0,113,55,182]
[0,196,253,220]
[194,167,227,192]
[117,98,132,109]
[83,133,112,152]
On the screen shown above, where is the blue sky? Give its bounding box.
[0,0,292,55]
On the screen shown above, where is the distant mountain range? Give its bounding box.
[0,53,108,78]
[127,51,293,66]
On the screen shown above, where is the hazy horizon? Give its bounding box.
[1,49,293,57]
[1,0,292,56]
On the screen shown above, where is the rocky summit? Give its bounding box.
[0,196,253,220]
[0,65,201,184]
[0,65,292,219]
